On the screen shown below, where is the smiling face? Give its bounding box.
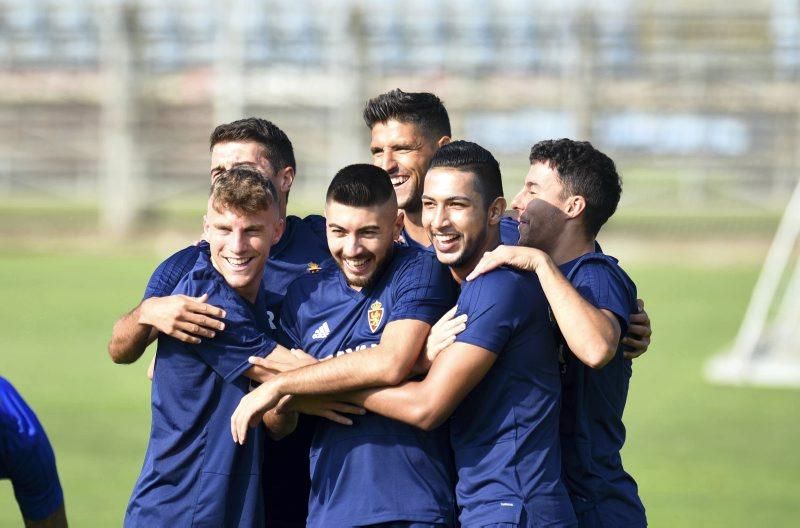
[369,119,440,213]
[422,168,493,276]
[510,161,570,254]
[203,201,283,303]
[324,199,403,290]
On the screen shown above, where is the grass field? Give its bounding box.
[1,248,799,527]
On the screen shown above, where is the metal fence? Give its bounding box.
[0,0,797,233]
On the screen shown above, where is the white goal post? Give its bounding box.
[705,177,800,388]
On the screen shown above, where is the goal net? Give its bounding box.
[705,177,800,388]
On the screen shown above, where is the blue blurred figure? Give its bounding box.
[0,377,67,527]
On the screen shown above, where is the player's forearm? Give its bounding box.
[535,257,619,368]
[272,343,420,395]
[272,346,416,397]
[108,304,158,364]
[344,381,445,431]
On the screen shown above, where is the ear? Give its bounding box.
[202,214,210,239]
[436,136,451,149]
[564,195,586,219]
[393,210,405,239]
[276,166,295,195]
[487,196,506,226]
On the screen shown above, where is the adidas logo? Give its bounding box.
[312,322,330,340]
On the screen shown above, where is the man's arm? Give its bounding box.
[107,293,226,364]
[468,246,620,369]
[274,318,429,395]
[230,318,431,443]
[287,341,494,434]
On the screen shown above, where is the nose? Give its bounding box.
[380,150,398,175]
[510,188,526,212]
[343,234,363,256]
[427,204,449,231]
[230,230,248,254]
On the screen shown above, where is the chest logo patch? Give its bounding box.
[367,300,384,333]
[307,262,322,274]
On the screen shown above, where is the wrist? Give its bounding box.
[138,298,157,326]
[270,375,289,398]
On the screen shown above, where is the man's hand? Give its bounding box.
[139,293,226,344]
[623,299,652,359]
[248,348,318,375]
[413,306,467,374]
[231,380,284,444]
[466,245,548,281]
[276,394,365,425]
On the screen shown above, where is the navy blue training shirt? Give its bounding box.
[0,378,64,522]
[558,251,646,527]
[125,249,279,527]
[140,213,330,526]
[398,215,519,251]
[280,246,459,528]
[451,268,577,527]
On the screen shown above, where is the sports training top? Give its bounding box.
[451,268,577,527]
[140,213,331,526]
[125,248,279,527]
[0,377,64,522]
[558,250,646,527]
[280,246,459,528]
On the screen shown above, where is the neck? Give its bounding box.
[549,234,596,266]
[401,208,428,246]
[235,284,259,304]
[278,195,288,223]
[451,227,501,284]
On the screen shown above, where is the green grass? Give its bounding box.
[1,252,799,526]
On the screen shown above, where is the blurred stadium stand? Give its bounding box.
[0,0,797,233]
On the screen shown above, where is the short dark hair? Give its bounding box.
[529,139,621,237]
[428,140,504,208]
[210,166,278,215]
[363,89,451,141]
[209,117,296,172]
[326,164,395,208]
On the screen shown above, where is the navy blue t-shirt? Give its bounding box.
[0,378,64,522]
[558,251,646,527]
[125,249,279,527]
[398,216,519,251]
[280,246,459,527]
[451,268,577,527]
[140,214,330,526]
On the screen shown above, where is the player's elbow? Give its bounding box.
[378,359,413,387]
[107,340,134,364]
[581,338,616,369]
[403,399,447,431]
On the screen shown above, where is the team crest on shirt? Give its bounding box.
[367,300,384,332]
[307,262,322,274]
